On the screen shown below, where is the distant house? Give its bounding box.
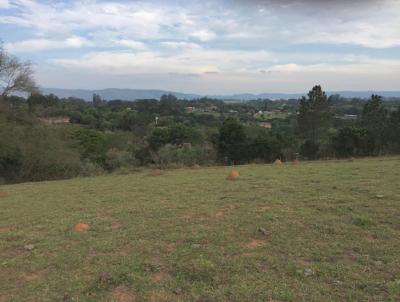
[38,117,71,125]
[186,106,196,113]
[337,114,358,120]
[259,121,272,129]
[205,105,218,112]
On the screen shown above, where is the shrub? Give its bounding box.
[152,144,216,168]
[300,140,319,160]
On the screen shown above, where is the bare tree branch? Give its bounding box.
[0,42,38,97]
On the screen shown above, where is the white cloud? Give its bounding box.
[160,41,202,50]
[0,0,10,9]
[189,30,217,42]
[5,36,91,52]
[2,0,400,92]
[52,49,273,74]
[113,39,147,50]
[2,0,400,49]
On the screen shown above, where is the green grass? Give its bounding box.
[1,158,400,301]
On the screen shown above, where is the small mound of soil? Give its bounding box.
[274,159,282,165]
[72,223,90,232]
[150,169,162,176]
[226,169,240,180]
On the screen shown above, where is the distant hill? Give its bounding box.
[41,88,400,101]
[41,88,201,101]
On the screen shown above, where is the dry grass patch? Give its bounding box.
[240,252,261,257]
[246,239,266,249]
[215,210,224,218]
[151,271,170,283]
[108,286,137,302]
[150,169,162,176]
[0,293,9,302]
[257,205,271,212]
[20,271,46,282]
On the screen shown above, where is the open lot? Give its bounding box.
[1,158,400,301]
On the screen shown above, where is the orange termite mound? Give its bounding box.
[274,159,282,165]
[150,168,162,176]
[0,192,8,197]
[227,169,240,180]
[72,223,90,232]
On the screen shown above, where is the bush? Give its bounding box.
[300,140,319,160]
[0,125,84,182]
[105,148,136,170]
[152,144,216,168]
[332,126,374,157]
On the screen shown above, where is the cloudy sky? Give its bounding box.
[1,0,400,94]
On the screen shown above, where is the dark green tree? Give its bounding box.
[386,108,400,152]
[332,126,374,157]
[72,128,107,165]
[297,85,334,143]
[159,94,184,115]
[360,95,388,154]
[217,117,247,164]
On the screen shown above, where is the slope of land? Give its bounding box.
[1,158,400,301]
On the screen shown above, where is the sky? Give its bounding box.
[1,0,400,94]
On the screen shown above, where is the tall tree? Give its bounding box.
[297,85,334,143]
[360,95,388,154]
[0,43,37,97]
[386,108,400,152]
[217,117,247,164]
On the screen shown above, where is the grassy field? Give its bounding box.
[1,158,400,301]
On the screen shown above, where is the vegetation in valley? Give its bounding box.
[1,43,400,184]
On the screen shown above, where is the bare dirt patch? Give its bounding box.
[108,286,137,302]
[215,210,224,218]
[294,257,313,267]
[151,271,170,283]
[150,169,162,176]
[257,205,271,212]
[0,227,13,233]
[241,252,260,257]
[246,239,266,249]
[0,293,9,302]
[166,240,181,252]
[0,192,8,198]
[366,234,378,241]
[111,222,123,230]
[329,253,359,263]
[20,271,46,282]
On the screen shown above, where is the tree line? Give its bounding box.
[1,43,400,183]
